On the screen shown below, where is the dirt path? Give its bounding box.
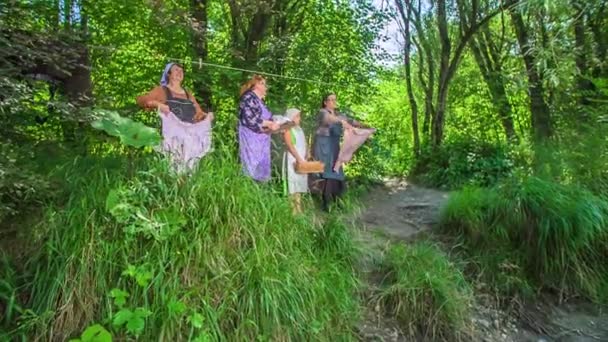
[356,179,448,241]
[352,179,608,342]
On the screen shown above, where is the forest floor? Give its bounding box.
[349,179,608,342]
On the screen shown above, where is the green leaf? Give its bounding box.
[167,300,187,316]
[126,308,151,336]
[121,265,137,278]
[126,316,145,336]
[80,324,112,342]
[134,308,152,318]
[135,270,153,287]
[109,288,129,308]
[91,110,160,148]
[112,309,132,327]
[121,265,153,287]
[192,333,211,342]
[187,312,204,329]
[105,188,122,213]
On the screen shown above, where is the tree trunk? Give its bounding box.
[571,0,596,127]
[433,0,450,147]
[190,0,212,110]
[461,0,517,142]
[63,0,72,29]
[509,7,552,141]
[432,0,517,147]
[470,36,517,141]
[62,5,92,149]
[588,3,607,78]
[410,2,434,140]
[226,0,274,74]
[396,0,420,156]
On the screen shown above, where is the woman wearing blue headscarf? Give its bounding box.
[137,62,214,172]
[137,62,212,123]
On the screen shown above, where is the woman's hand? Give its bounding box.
[262,121,280,133]
[342,120,354,131]
[158,103,170,115]
[195,111,214,122]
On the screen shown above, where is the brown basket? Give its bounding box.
[295,160,325,174]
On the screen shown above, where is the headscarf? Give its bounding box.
[160,62,176,86]
[285,108,301,120]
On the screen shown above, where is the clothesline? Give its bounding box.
[87,44,333,85]
[165,56,334,86]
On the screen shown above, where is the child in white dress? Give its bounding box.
[282,108,309,214]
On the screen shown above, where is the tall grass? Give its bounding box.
[372,243,473,341]
[439,176,608,302]
[8,147,360,341]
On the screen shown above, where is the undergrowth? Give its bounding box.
[4,147,360,341]
[412,137,514,190]
[438,176,608,303]
[373,243,473,341]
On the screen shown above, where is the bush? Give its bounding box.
[9,149,360,341]
[372,243,473,341]
[0,142,53,224]
[438,176,608,302]
[412,137,514,190]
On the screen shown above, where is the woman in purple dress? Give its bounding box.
[238,75,281,182]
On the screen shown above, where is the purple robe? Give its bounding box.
[238,91,272,182]
[160,110,212,173]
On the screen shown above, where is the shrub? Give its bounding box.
[372,243,473,341]
[439,176,608,302]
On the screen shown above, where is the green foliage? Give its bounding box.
[350,71,413,177]
[439,176,608,302]
[373,243,473,341]
[412,137,515,190]
[0,252,24,331]
[11,152,359,341]
[0,142,53,223]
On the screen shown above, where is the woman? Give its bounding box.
[238,74,280,182]
[312,93,361,211]
[136,62,214,172]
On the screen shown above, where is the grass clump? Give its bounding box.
[439,176,608,302]
[373,242,473,341]
[8,149,360,341]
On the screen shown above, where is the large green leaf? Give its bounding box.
[91,110,161,148]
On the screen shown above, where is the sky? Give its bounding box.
[372,0,403,66]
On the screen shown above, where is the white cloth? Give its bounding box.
[282,126,309,194]
[158,109,212,174]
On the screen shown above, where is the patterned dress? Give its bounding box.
[238,90,273,182]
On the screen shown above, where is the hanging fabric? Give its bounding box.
[158,109,213,173]
[333,127,376,172]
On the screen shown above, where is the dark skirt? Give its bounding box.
[313,134,344,181]
[311,133,347,210]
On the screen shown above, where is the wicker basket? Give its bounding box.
[295,160,325,174]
